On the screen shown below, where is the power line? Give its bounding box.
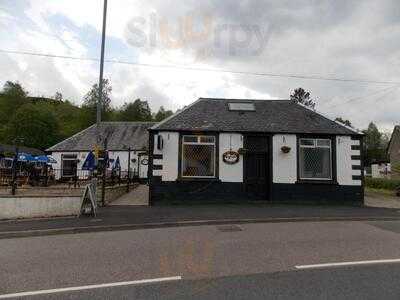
[356,86,399,113]
[324,85,399,109]
[1,49,400,85]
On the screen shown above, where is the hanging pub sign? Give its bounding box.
[222,150,240,164]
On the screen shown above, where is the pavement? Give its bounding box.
[365,190,400,209]
[3,220,400,299]
[1,202,400,239]
[109,185,149,206]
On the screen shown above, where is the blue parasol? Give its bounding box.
[17,153,35,162]
[113,156,121,170]
[82,151,96,171]
[33,155,57,164]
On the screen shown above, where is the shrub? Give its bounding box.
[365,177,400,190]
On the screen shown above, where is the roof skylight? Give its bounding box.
[228,102,255,111]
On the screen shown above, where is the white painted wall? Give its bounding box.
[50,150,148,180]
[138,154,148,178]
[51,151,89,180]
[153,132,179,181]
[219,133,243,182]
[272,134,297,183]
[336,136,362,186]
[0,196,81,220]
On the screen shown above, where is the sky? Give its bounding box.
[0,0,399,131]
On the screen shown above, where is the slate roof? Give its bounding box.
[152,98,360,135]
[47,122,156,152]
[0,144,44,156]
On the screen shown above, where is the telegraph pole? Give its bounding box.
[95,0,108,206]
[97,0,107,130]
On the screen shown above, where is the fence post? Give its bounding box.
[73,165,77,188]
[101,137,108,206]
[44,164,48,187]
[11,146,18,195]
[127,147,131,192]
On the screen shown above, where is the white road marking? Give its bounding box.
[0,276,182,299]
[296,258,400,270]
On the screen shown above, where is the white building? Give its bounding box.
[148,98,364,204]
[47,122,155,180]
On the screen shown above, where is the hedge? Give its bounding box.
[365,177,400,190]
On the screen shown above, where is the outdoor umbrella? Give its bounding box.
[17,153,35,162]
[113,156,121,170]
[33,155,57,164]
[82,151,96,171]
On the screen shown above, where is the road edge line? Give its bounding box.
[0,276,182,299]
[295,258,400,270]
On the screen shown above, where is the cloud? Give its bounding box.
[0,0,399,131]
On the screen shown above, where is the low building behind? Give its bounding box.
[388,125,400,177]
[46,122,155,180]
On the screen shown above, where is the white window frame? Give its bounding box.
[181,135,216,178]
[299,138,332,180]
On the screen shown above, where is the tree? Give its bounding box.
[0,81,28,129]
[54,92,63,101]
[4,103,59,149]
[2,81,28,98]
[290,88,316,109]
[153,106,173,121]
[82,78,112,124]
[362,122,387,166]
[83,79,112,111]
[335,117,353,128]
[119,99,152,121]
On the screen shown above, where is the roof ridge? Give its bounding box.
[100,121,156,124]
[199,97,291,102]
[294,102,362,135]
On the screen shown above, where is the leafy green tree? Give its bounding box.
[153,106,173,122]
[290,88,316,109]
[335,117,353,128]
[0,81,28,126]
[52,100,85,140]
[82,79,113,124]
[4,103,59,150]
[119,99,152,121]
[2,81,28,98]
[362,122,387,166]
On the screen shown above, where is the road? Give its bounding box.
[2,220,400,299]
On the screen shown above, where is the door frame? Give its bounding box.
[243,134,272,200]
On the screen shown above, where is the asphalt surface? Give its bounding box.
[3,220,400,299]
[1,204,400,239]
[15,264,400,300]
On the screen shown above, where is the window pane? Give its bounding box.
[300,139,315,146]
[228,102,255,111]
[183,136,198,143]
[182,144,214,177]
[299,147,331,179]
[200,136,215,143]
[317,139,331,147]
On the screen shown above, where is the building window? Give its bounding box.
[299,138,332,180]
[61,154,77,178]
[181,135,216,178]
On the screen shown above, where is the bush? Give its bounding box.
[365,177,400,190]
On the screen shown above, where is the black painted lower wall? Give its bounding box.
[270,183,364,204]
[151,180,247,203]
[150,180,364,205]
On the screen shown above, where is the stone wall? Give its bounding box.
[0,196,82,220]
[99,184,135,205]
